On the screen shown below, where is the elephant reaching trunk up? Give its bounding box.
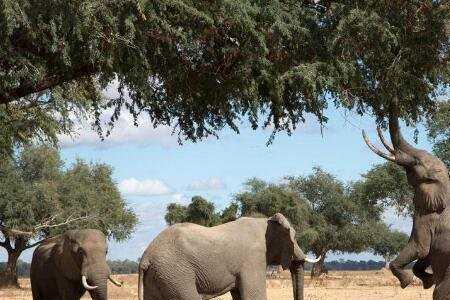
[138,213,317,300]
[363,114,450,299]
[30,229,122,300]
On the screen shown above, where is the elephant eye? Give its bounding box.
[77,247,85,257]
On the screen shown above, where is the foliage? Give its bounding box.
[235,178,310,231]
[230,168,386,276]
[352,162,413,215]
[185,196,220,227]
[107,259,139,274]
[427,100,450,168]
[1,1,450,143]
[0,145,137,286]
[285,168,381,264]
[0,97,91,157]
[0,146,137,241]
[164,203,188,226]
[165,196,235,227]
[371,225,409,266]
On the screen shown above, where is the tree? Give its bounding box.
[185,196,220,227]
[286,167,381,277]
[352,162,413,215]
[427,100,450,168]
[165,203,188,226]
[165,196,237,227]
[0,145,137,287]
[371,225,409,269]
[2,1,449,143]
[235,178,310,230]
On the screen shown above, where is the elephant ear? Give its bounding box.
[52,234,81,281]
[268,213,298,269]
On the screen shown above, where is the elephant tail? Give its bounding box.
[138,261,147,300]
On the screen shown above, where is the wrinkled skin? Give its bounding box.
[30,229,113,300]
[138,213,312,300]
[363,115,450,299]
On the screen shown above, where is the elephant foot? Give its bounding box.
[398,273,415,289]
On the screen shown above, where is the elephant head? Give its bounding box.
[363,114,450,213]
[266,213,318,300]
[52,229,122,300]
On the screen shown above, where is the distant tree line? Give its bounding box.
[0,259,140,277]
[3,258,407,277]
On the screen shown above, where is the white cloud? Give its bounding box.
[118,178,172,196]
[58,112,178,149]
[186,177,226,191]
[58,80,179,149]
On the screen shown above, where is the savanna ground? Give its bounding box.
[1,269,433,300]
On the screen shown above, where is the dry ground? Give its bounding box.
[0,269,434,300]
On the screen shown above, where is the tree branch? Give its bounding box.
[0,64,97,105]
[33,214,96,231]
[24,238,50,250]
[0,214,97,239]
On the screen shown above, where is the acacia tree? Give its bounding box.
[372,226,409,269]
[0,145,137,287]
[165,196,238,227]
[1,1,449,143]
[286,167,382,277]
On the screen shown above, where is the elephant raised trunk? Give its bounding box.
[362,115,418,166]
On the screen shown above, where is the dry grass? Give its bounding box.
[0,269,434,300]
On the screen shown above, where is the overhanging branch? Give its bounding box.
[0,64,97,105]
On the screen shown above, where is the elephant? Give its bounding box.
[138,212,318,300]
[363,114,450,298]
[30,229,122,300]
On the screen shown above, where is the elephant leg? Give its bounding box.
[413,257,434,289]
[238,268,267,300]
[390,240,419,288]
[231,289,241,300]
[434,276,450,300]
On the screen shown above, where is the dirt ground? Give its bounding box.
[0,269,434,300]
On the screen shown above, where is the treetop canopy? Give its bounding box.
[1,0,449,142]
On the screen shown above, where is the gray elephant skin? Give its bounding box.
[30,229,122,300]
[363,114,450,299]
[138,213,317,300]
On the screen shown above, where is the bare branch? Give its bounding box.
[0,225,34,237]
[33,214,96,231]
[0,214,97,240]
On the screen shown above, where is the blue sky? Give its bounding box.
[1,105,431,263]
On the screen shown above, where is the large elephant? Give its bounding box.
[363,114,450,299]
[138,212,317,300]
[30,229,122,300]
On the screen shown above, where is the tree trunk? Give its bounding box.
[0,250,21,288]
[311,253,327,278]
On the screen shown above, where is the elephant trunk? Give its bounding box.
[83,263,110,300]
[290,261,304,300]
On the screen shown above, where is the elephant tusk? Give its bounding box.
[109,275,123,287]
[304,256,321,264]
[82,275,98,290]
